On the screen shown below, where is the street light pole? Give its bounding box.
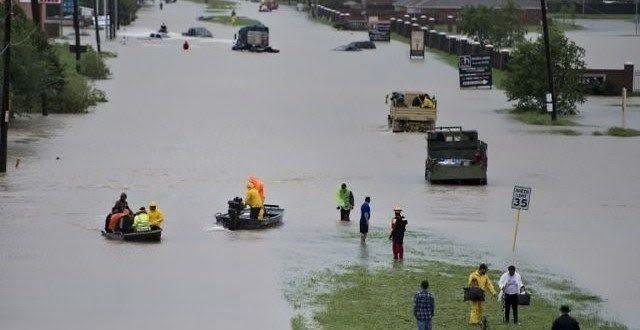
[540,0,557,121]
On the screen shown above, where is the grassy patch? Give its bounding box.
[295,262,625,329]
[508,109,578,126]
[605,127,640,137]
[200,15,260,26]
[291,314,308,330]
[188,0,261,26]
[545,128,582,136]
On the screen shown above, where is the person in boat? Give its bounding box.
[105,207,118,232]
[159,23,168,34]
[148,201,164,230]
[113,192,132,213]
[336,183,354,221]
[132,207,151,232]
[108,208,131,233]
[244,181,264,220]
[248,175,265,202]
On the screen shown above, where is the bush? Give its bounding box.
[79,48,110,79]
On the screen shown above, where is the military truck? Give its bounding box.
[387,91,437,132]
[425,127,487,185]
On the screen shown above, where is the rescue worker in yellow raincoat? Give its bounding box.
[248,175,265,202]
[245,182,264,220]
[468,263,497,325]
[148,201,164,230]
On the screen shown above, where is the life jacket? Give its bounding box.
[133,213,151,232]
[108,212,126,231]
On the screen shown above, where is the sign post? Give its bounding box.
[458,54,492,88]
[510,185,532,252]
[410,30,425,59]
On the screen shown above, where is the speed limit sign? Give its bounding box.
[511,186,531,210]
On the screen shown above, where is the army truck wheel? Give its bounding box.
[392,120,403,132]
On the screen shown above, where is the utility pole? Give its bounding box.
[30,0,41,26]
[635,0,638,36]
[115,0,119,31]
[94,0,102,52]
[72,0,82,70]
[540,0,557,121]
[1,0,12,173]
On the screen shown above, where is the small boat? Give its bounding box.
[215,198,284,230]
[101,229,162,242]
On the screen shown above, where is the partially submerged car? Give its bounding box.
[334,41,376,51]
[182,27,213,38]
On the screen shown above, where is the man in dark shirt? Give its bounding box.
[552,305,580,330]
[359,197,371,244]
[414,280,435,330]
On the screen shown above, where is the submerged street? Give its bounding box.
[1,1,640,329]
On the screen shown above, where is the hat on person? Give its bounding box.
[393,205,402,212]
[560,305,571,313]
[139,207,146,211]
[149,201,158,208]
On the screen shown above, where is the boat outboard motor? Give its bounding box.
[227,197,244,230]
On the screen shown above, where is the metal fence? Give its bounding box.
[635,70,640,92]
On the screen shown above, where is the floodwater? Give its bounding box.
[1,2,640,329]
[566,19,640,68]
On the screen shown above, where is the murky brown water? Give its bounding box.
[1,2,640,329]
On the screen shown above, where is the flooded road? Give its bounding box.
[1,2,640,329]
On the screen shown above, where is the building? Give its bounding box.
[393,0,542,24]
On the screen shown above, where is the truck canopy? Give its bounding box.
[427,127,486,160]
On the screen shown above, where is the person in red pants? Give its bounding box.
[389,206,407,260]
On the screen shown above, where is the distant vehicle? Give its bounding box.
[387,91,437,132]
[165,0,177,3]
[425,127,488,185]
[369,21,391,42]
[259,0,278,11]
[182,27,213,38]
[232,25,279,53]
[334,41,376,51]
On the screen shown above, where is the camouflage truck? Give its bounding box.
[425,127,487,185]
[387,91,437,132]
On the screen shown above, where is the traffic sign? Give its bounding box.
[511,185,531,210]
[459,54,492,88]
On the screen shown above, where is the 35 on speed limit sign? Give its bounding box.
[511,186,532,210]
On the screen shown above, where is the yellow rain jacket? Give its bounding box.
[148,203,164,228]
[245,186,263,208]
[468,270,496,324]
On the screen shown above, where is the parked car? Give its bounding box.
[182,27,213,38]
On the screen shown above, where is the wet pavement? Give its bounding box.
[1,2,640,329]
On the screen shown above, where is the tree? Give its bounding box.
[503,27,586,115]
[458,0,525,48]
[494,0,525,47]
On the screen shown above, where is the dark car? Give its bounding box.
[182,27,213,38]
[334,41,376,51]
[349,41,376,49]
